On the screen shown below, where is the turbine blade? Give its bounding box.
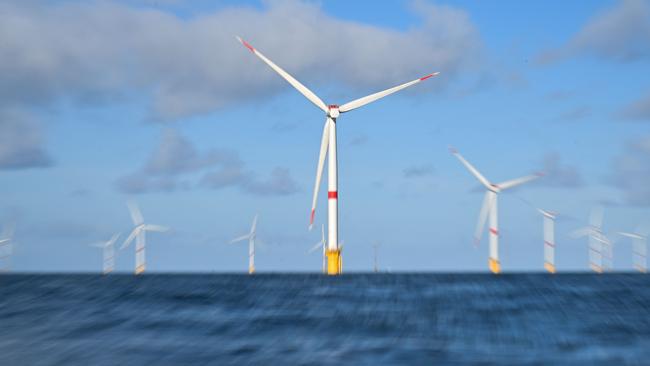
[339,72,439,113]
[474,192,494,245]
[570,227,593,239]
[89,242,105,248]
[321,224,326,244]
[497,173,543,190]
[144,224,169,233]
[120,228,139,250]
[308,242,322,253]
[619,232,643,240]
[236,36,327,113]
[310,119,331,230]
[127,201,144,226]
[250,214,258,235]
[449,147,492,190]
[108,233,121,246]
[230,234,251,244]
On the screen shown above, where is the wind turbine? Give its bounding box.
[538,209,557,273]
[90,233,120,274]
[373,241,380,273]
[230,214,258,274]
[450,147,542,274]
[121,202,169,275]
[308,224,326,274]
[571,207,611,273]
[237,37,439,275]
[0,223,15,272]
[618,224,649,273]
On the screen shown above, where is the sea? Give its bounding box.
[1,273,650,365]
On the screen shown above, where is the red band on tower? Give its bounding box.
[328,191,338,199]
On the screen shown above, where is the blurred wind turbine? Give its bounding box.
[0,223,15,272]
[231,214,258,274]
[538,209,557,273]
[308,224,326,273]
[618,224,650,273]
[237,36,439,275]
[570,206,611,273]
[121,202,169,275]
[373,241,380,273]
[450,147,542,274]
[90,233,120,274]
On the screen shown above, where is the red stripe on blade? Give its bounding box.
[489,228,498,236]
[420,74,434,81]
[242,39,255,52]
[310,210,315,225]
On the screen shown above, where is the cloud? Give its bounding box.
[537,0,650,64]
[561,106,591,121]
[0,109,53,170]
[0,0,483,121]
[535,153,584,188]
[348,135,368,147]
[116,129,299,195]
[609,136,650,205]
[403,164,435,178]
[619,92,650,121]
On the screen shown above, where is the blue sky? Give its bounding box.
[1,0,650,272]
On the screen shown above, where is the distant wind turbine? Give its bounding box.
[237,36,439,275]
[373,241,380,273]
[121,202,169,275]
[538,209,557,273]
[90,233,120,274]
[618,224,649,273]
[571,206,611,273]
[230,214,258,274]
[0,223,15,272]
[450,147,542,274]
[308,224,326,273]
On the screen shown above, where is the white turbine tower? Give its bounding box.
[538,209,557,273]
[308,224,327,274]
[450,147,542,274]
[618,224,649,273]
[571,207,611,273]
[0,223,15,272]
[231,214,258,274]
[237,37,439,275]
[90,233,121,274]
[121,202,169,275]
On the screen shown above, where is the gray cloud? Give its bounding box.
[0,0,483,121]
[403,164,435,178]
[117,129,299,195]
[535,153,584,188]
[619,92,650,121]
[610,136,650,205]
[538,0,650,64]
[0,109,53,170]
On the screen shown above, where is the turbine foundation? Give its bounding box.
[544,262,556,274]
[326,248,342,275]
[489,258,501,274]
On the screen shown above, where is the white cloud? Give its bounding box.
[0,0,483,121]
[538,0,650,64]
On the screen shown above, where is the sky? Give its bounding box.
[1,0,650,272]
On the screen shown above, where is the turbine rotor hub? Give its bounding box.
[327,104,340,119]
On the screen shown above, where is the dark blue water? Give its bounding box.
[1,274,650,365]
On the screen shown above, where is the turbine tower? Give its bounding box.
[450,147,542,274]
[538,209,557,273]
[373,241,380,273]
[121,202,169,275]
[231,214,258,274]
[0,223,15,272]
[237,37,439,275]
[571,207,611,273]
[90,233,120,274]
[618,224,649,273]
[308,224,326,274]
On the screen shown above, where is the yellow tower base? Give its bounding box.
[489,258,501,274]
[326,249,342,275]
[544,262,556,274]
[249,265,255,275]
[135,264,145,275]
